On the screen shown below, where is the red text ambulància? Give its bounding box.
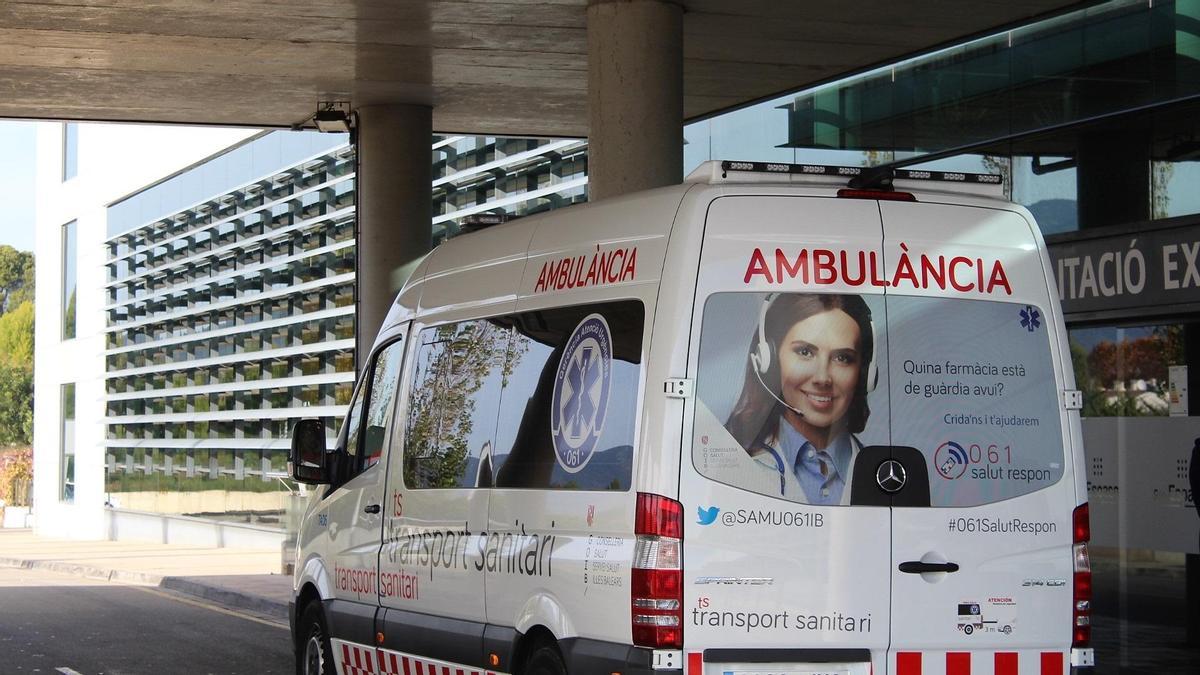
[743,243,1013,295]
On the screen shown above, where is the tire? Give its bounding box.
[962,624,973,635]
[522,643,567,675]
[296,602,334,675]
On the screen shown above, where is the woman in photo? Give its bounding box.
[726,293,876,505]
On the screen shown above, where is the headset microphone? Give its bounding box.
[751,357,806,418]
[750,292,880,414]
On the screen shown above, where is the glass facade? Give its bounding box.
[101,132,589,527]
[431,136,588,243]
[683,0,1200,234]
[103,136,356,524]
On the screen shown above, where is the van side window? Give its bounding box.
[338,337,406,479]
[492,301,644,491]
[341,381,367,468]
[360,338,407,471]
[404,320,509,488]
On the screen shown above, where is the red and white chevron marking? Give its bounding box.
[895,650,1066,675]
[337,642,378,675]
[332,639,507,675]
[684,650,1068,675]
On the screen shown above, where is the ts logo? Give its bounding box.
[697,506,720,525]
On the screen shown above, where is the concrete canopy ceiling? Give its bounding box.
[0,0,1082,137]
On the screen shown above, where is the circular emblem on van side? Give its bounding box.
[876,459,907,493]
[551,314,613,473]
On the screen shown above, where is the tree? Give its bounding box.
[0,246,34,314]
[0,362,33,445]
[404,320,518,488]
[0,300,34,367]
[0,447,32,506]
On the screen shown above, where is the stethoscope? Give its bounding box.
[754,436,789,496]
[755,429,858,499]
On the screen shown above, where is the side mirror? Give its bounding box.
[289,418,330,484]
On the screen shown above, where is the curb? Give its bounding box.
[159,576,289,620]
[0,556,164,586]
[0,556,289,622]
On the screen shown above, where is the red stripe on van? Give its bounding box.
[897,651,922,675]
[688,652,703,675]
[994,652,1018,675]
[946,652,971,675]
[402,656,412,675]
[1041,652,1064,675]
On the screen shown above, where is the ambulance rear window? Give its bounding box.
[692,292,1065,507]
[886,295,1065,507]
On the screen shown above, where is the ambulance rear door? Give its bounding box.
[878,200,1076,675]
[683,193,892,675]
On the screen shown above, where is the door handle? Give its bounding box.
[898,561,959,574]
[363,504,381,514]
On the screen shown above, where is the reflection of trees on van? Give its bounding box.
[1069,325,1183,417]
[402,302,642,491]
[493,302,642,490]
[405,321,513,488]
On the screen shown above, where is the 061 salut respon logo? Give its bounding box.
[935,440,969,479]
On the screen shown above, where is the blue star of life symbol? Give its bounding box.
[564,346,600,439]
[551,314,612,472]
[1020,306,1041,332]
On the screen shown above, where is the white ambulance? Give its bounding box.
[288,161,1095,675]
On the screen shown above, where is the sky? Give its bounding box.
[0,121,36,253]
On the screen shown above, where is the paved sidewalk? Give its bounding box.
[0,529,292,621]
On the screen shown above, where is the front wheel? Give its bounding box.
[522,643,567,675]
[297,602,333,675]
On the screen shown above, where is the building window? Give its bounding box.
[61,383,76,503]
[62,123,78,181]
[62,220,77,340]
[1069,323,1182,417]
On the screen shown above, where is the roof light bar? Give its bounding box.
[719,160,1002,185]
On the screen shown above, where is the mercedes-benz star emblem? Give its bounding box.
[876,459,907,493]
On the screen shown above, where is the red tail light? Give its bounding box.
[836,188,917,201]
[1072,503,1091,647]
[632,493,683,649]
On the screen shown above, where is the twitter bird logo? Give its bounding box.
[697,506,720,525]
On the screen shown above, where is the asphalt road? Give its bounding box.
[0,566,294,675]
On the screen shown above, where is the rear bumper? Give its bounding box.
[562,638,676,675]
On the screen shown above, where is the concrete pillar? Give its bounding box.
[354,104,432,371]
[587,0,683,201]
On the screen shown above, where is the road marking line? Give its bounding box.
[56,668,86,675]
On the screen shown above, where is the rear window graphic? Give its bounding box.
[693,292,1064,507]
